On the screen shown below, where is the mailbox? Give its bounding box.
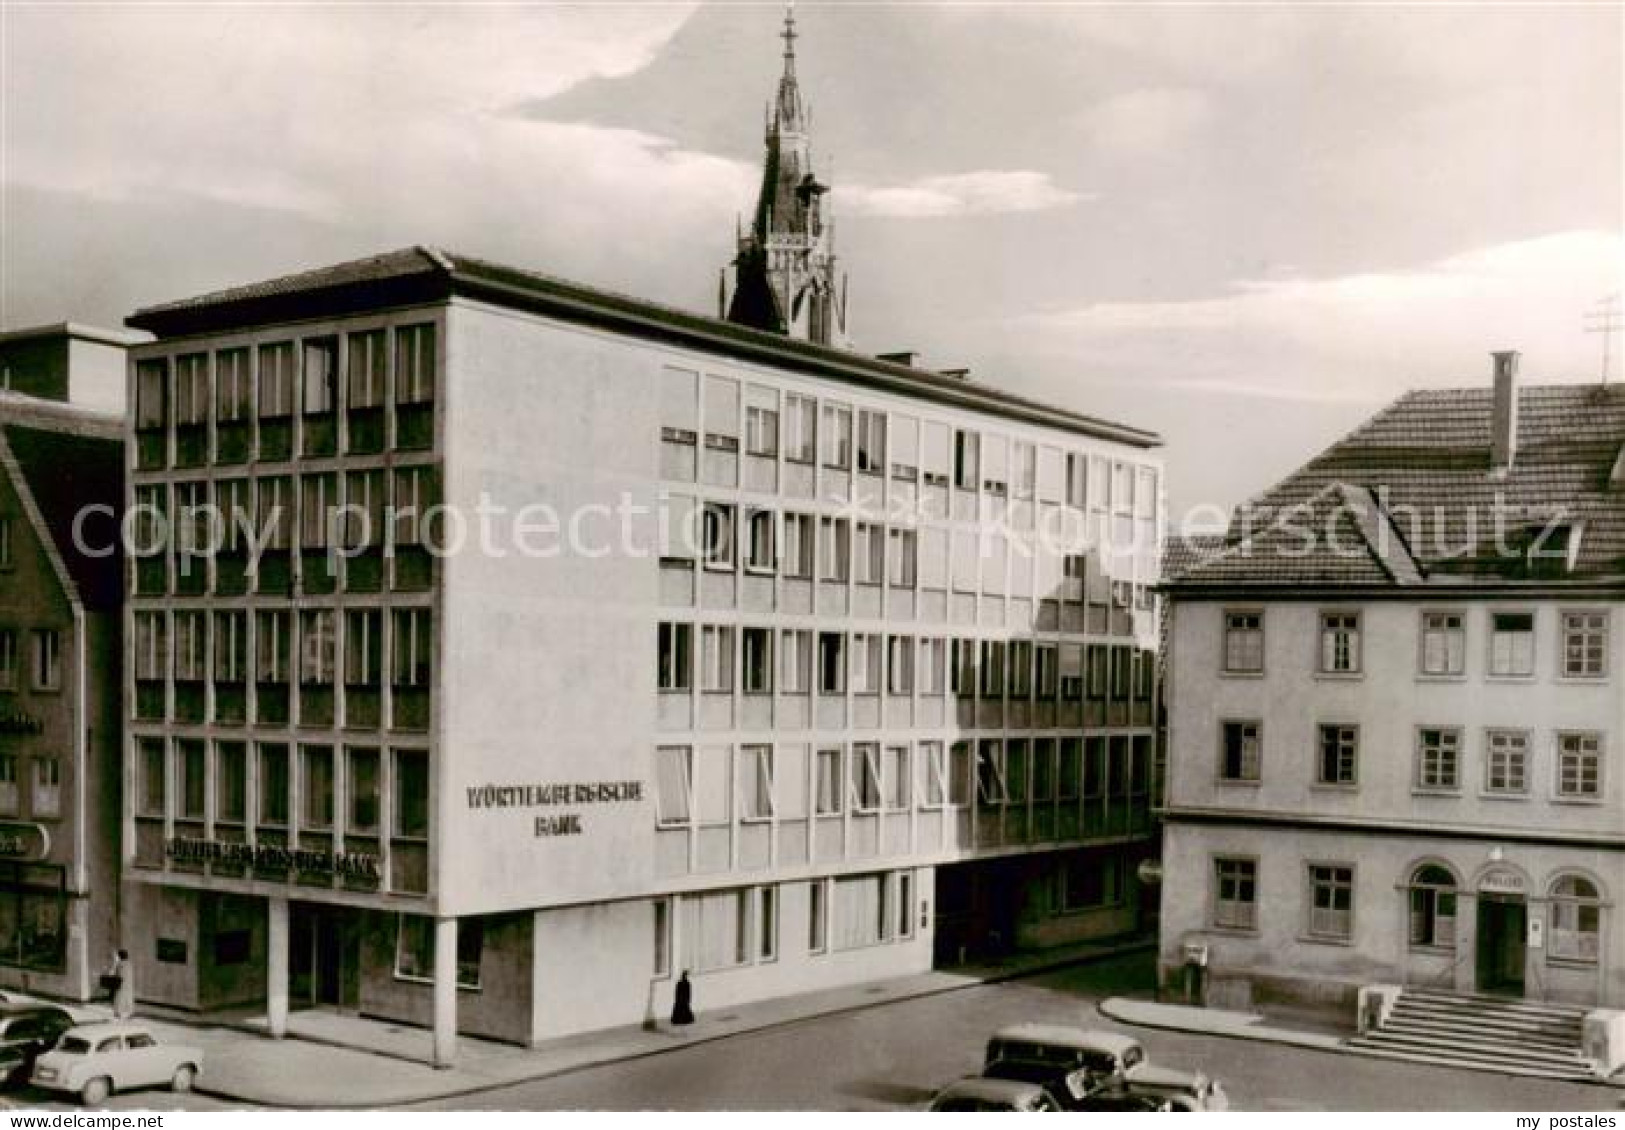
[1181,941,1210,966]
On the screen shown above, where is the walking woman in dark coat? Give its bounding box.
[670,970,695,1025]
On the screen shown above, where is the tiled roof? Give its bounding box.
[1176,382,1625,589]
[127,247,1161,449]
[1161,534,1227,582]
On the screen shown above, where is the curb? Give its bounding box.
[196,939,1158,1109]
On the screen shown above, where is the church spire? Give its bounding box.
[721,2,851,349]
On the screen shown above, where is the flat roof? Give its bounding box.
[127,247,1161,449]
[0,322,149,348]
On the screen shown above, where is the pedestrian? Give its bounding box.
[103,949,134,1020]
[670,969,694,1026]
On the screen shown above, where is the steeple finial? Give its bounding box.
[773,2,804,132]
[780,2,798,71]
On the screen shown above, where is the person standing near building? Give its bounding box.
[103,950,134,1019]
[670,970,695,1026]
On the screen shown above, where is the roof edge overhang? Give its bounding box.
[1161,577,1625,600]
[126,249,1163,450]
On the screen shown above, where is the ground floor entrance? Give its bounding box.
[289,902,361,1011]
[1476,894,1527,997]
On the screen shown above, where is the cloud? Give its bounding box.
[835,171,1087,219]
[1022,230,1624,402]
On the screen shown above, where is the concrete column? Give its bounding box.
[432,916,458,1068]
[267,896,289,1039]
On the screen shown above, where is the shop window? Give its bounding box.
[394,915,481,989]
[0,884,66,971]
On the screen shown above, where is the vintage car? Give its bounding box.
[983,1023,1226,1111]
[927,1075,1066,1112]
[30,1022,203,1106]
[0,1004,77,1087]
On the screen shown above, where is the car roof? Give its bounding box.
[0,1003,71,1017]
[60,1022,152,1038]
[1127,1064,1207,1089]
[989,1024,1142,1055]
[936,1076,1046,1102]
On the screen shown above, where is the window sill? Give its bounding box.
[392,973,482,993]
[1298,934,1353,948]
[701,563,736,574]
[1484,673,1537,683]
[1411,787,1462,798]
[1215,778,1262,787]
[1310,783,1360,792]
[1218,670,1265,680]
[1414,673,1467,683]
[1550,795,1605,806]
[1407,945,1457,957]
[1555,674,1610,684]
[742,566,775,578]
[1479,790,1531,801]
[1313,671,1364,681]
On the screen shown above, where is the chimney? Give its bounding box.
[877,350,918,367]
[1491,350,1520,473]
[938,367,971,381]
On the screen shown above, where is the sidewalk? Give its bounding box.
[82,936,1155,1108]
[1097,996,1345,1052]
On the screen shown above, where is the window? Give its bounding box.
[781,513,814,578]
[686,889,749,971]
[1065,451,1086,507]
[886,635,913,694]
[978,640,1005,698]
[779,629,811,693]
[1223,611,1263,673]
[833,873,892,950]
[740,745,774,820]
[1220,721,1261,782]
[257,743,289,827]
[347,747,380,834]
[255,610,290,684]
[257,343,295,418]
[1307,865,1353,941]
[390,609,433,688]
[818,517,849,581]
[1058,854,1125,912]
[700,625,733,693]
[0,518,11,570]
[1059,644,1083,701]
[658,622,692,691]
[745,404,778,457]
[214,611,248,684]
[1420,612,1465,676]
[1008,640,1032,697]
[256,476,292,550]
[1562,611,1608,678]
[654,746,691,825]
[1485,730,1529,794]
[299,610,336,686]
[953,429,979,491]
[701,503,735,569]
[174,352,209,426]
[1213,858,1257,930]
[30,630,59,691]
[886,528,916,588]
[0,629,14,689]
[176,740,205,820]
[133,613,166,684]
[1408,864,1457,949]
[921,742,946,808]
[347,330,387,409]
[890,415,919,482]
[744,509,776,572]
[1556,732,1602,799]
[651,899,672,977]
[302,338,337,416]
[1317,725,1358,786]
[856,409,885,473]
[821,403,852,468]
[814,748,843,816]
[817,633,845,694]
[0,756,18,817]
[1549,875,1601,962]
[1058,739,1081,802]
[1035,645,1057,699]
[394,916,482,989]
[393,749,429,838]
[215,743,246,825]
[854,522,884,585]
[851,744,881,812]
[396,324,436,405]
[918,637,946,695]
[343,469,385,551]
[1319,612,1361,673]
[1013,441,1036,500]
[850,633,881,694]
[135,359,168,430]
[1415,728,1461,791]
[808,880,827,952]
[301,745,334,830]
[976,741,1007,804]
[884,745,909,811]
[345,609,383,690]
[30,758,60,819]
[784,394,816,462]
[759,886,778,960]
[1490,612,1535,676]
[134,739,164,818]
[742,628,773,694]
[172,611,206,684]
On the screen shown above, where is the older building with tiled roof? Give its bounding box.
[1157,353,1625,1074]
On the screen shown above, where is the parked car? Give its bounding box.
[982,1024,1226,1111]
[928,1076,1065,1112]
[30,1022,203,1106]
[0,1004,76,1086]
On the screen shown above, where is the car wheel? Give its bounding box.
[80,1076,112,1106]
[171,1065,196,1093]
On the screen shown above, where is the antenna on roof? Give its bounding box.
[1584,293,1621,385]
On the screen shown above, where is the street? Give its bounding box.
[407,954,1617,1112]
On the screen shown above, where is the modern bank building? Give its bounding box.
[115,12,1167,1060]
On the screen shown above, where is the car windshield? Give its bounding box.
[57,1037,90,1055]
[932,1096,1022,1112]
[986,1060,1063,1085]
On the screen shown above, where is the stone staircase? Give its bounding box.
[1346,988,1594,1080]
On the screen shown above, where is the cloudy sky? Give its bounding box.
[2,2,1619,520]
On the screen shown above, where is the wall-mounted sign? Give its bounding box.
[0,823,51,862]
[165,838,379,880]
[1479,867,1526,895]
[0,711,44,736]
[465,779,646,839]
